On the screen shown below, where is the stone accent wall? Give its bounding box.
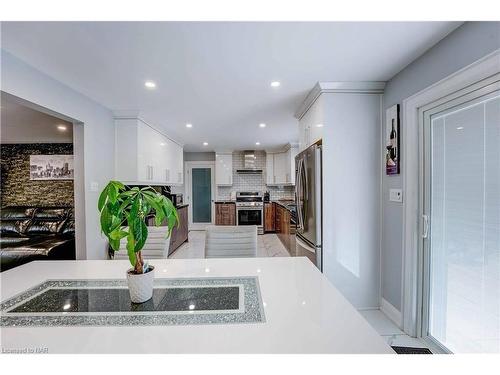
[1,143,74,207]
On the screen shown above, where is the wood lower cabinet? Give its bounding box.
[169,205,189,255]
[275,204,291,251]
[264,202,275,232]
[215,202,236,225]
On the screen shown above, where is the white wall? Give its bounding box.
[381,21,500,312]
[302,90,382,309]
[1,50,115,260]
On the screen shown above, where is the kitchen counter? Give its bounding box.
[214,200,236,204]
[175,203,189,209]
[0,257,393,354]
[271,200,295,211]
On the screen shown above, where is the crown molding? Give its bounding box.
[265,141,299,154]
[113,110,184,147]
[294,81,386,120]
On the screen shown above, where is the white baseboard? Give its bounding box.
[380,298,402,328]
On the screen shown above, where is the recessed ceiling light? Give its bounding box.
[57,125,67,131]
[316,123,324,128]
[270,81,281,87]
[186,123,193,128]
[256,142,260,146]
[203,142,208,146]
[259,123,266,128]
[160,142,166,146]
[456,126,464,130]
[144,80,156,89]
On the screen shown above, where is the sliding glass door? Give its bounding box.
[421,77,500,353]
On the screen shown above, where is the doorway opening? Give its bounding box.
[0,91,86,270]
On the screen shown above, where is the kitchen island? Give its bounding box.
[0,257,393,354]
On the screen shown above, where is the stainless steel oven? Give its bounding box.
[236,192,263,234]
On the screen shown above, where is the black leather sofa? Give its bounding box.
[0,206,75,272]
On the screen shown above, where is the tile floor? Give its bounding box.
[168,230,290,259]
[359,309,434,352]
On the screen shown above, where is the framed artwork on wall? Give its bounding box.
[385,104,400,175]
[29,154,74,180]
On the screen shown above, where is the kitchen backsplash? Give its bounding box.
[216,151,294,200]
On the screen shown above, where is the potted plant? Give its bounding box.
[98,181,178,303]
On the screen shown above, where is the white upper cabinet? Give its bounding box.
[266,153,274,185]
[273,152,286,184]
[115,117,183,185]
[266,144,298,186]
[215,153,233,186]
[298,95,324,152]
[285,146,298,185]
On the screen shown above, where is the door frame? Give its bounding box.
[0,91,87,260]
[401,49,500,339]
[184,161,215,230]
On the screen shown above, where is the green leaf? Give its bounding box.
[127,244,136,267]
[109,228,128,241]
[100,205,112,233]
[129,196,140,219]
[109,238,121,252]
[111,180,125,190]
[98,184,109,212]
[134,220,148,252]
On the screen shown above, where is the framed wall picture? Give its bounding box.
[29,154,74,180]
[385,104,400,175]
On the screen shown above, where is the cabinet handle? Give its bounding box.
[165,169,170,182]
[150,165,154,180]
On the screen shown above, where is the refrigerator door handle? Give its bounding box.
[295,158,301,228]
[300,157,307,231]
[297,158,305,232]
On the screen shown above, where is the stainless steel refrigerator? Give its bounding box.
[295,143,322,271]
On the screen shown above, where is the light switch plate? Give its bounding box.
[389,189,403,203]
[90,182,99,192]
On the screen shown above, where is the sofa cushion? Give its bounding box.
[0,236,31,246]
[0,236,75,271]
[25,220,66,235]
[0,220,31,237]
[0,207,36,220]
[62,219,75,235]
[34,208,68,221]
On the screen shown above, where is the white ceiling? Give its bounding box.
[1,22,460,151]
[1,95,73,143]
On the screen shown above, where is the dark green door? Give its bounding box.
[191,168,212,223]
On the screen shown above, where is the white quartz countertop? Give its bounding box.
[0,257,393,354]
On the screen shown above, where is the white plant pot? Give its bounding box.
[126,265,155,303]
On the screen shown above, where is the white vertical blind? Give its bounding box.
[429,93,500,353]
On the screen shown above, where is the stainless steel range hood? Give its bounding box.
[236,150,263,174]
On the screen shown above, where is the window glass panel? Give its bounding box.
[192,168,212,223]
[429,94,500,353]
